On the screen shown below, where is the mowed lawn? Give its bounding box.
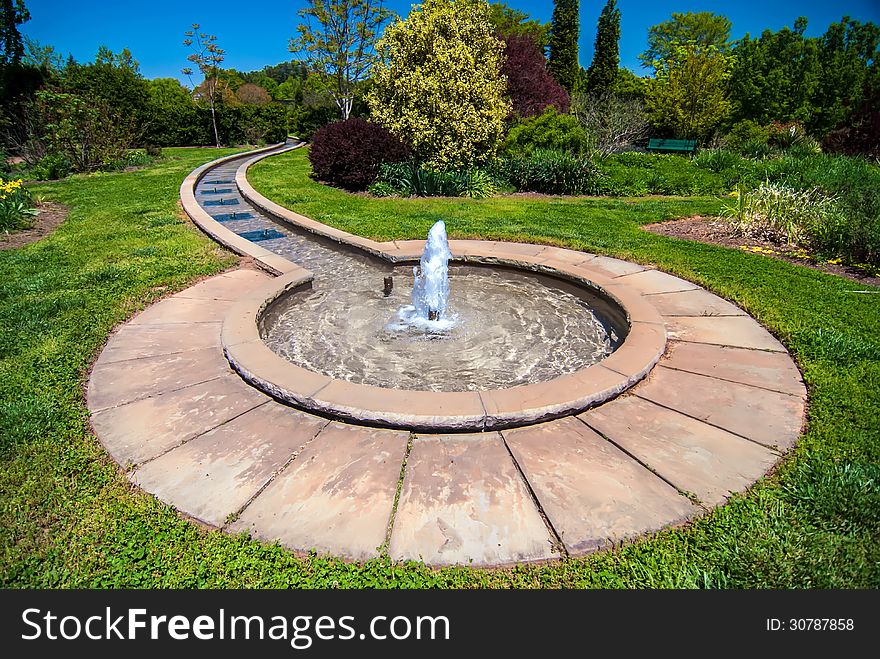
[1,146,877,588]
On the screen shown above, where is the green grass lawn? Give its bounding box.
[1,146,878,588]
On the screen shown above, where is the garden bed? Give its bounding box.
[0,201,68,251]
[645,215,880,287]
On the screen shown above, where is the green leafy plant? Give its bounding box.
[692,148,741,173]
[491,148,603,195]
[501,107,590,155]
[372,161,496,198]
[0,177,38,231]
[723,119,769,151]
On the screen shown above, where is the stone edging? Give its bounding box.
[179,142,308,276]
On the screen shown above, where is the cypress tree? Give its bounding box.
[585,0,620,96]
[548,0,580,92]
[1,0,31,65]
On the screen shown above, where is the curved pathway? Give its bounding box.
[88,143,806,566]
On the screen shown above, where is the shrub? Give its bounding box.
[502,34,569,117]
[768,120,809,149]
[106,149,154,171]
[571,92,650,157]
[0,178,38,231]
[36,90,136,172]
[308,118,410,191]
[289,104,340,142]
[367,0,510,169]
[785,137,822,159]
[502,108,590,156]
[724,119,769,151]
[491,149,603,195]
[835,185,880,266]
[822,94,880,159]
[30,154,71,180]
[740,139,773,160]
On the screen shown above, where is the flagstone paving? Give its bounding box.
[86,143,807,566]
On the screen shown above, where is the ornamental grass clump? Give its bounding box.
[724,182,840,246]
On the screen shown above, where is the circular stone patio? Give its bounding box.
[86,144,806,567]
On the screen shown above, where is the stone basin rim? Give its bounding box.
[221,254,666,432]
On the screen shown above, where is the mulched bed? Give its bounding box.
[645,215,880,288]
[1,201,69,250]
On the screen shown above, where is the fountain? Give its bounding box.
[393,220,457,331]
[259,217,626,393]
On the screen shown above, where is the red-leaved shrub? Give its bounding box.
[503,35,570,118]
[308,118,410,190]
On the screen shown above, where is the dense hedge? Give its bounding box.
[308,118,410,190]
[145,104,288,147]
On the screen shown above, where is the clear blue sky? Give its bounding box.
[21,0,880,84]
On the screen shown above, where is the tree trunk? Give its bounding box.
[210,102,220,148]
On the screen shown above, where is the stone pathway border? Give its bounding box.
[86,145,807,567]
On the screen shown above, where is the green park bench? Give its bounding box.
[646,138,697,153]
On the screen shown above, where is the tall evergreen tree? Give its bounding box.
[1,0,30,65]
[548,0,579,92]
[584,0,620,95]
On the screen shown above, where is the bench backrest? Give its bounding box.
[647,138,697,150]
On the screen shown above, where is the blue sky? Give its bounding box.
[21,0,880,84]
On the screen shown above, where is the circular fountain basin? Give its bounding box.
[223,258,666,432]
[261,264,626,392]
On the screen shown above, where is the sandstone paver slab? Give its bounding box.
[388,433,556,566]
[502,417,697,555]
[644,288,746,317]
[96,321,222,365]
[615,269,699,294]
[635,366,803,450]
[132,402,327,527]
[585,255,647,278]
[88,347,231,411]
[663,342,805,396]
[173,269,271,301]
[129,296,233,325]
[90,375,270,466]
[230,422,409,560]
[664,315,785,351]
[581,396,779,506]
